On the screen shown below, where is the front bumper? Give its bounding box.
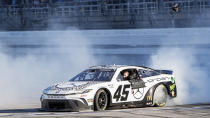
[41,99,90,112]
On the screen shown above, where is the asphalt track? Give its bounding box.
[0,104,210,118]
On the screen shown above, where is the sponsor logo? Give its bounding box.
[146,77,170,83]
[170,84,176,91]
[132,88,144,99]
[55,89,61,93]
[171,77,175,83]
[146,102,152,105]
[147,96,152,101]
[54,82,99,91]
[81,94,87,97]
[48,95,65,99]
[108,84,114,88]
[87,99,93,102]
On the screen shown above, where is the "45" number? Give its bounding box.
[113,85,130,101]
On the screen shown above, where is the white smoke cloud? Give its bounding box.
[151,48,209,104]
[0,28,209,109]
[150,28,210,105]
[0,30,96,109]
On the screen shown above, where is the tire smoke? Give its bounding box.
[0,28,209,109]
[150,28,210,105]
[0,30,96,109]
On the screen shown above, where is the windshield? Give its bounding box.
[69,69,115,82]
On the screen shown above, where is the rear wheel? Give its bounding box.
[153,84,168,107]
[94,89,108,111]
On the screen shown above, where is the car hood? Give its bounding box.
[43,81,105,95]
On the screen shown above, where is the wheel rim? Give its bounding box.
[98,92,107,109]
[153,85,167,106]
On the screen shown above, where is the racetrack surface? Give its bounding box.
[0,104,210,118]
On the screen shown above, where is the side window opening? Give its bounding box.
[117,69,140,81]
[117,73,123,81]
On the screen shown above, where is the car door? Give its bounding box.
[112,72,131,103]
[112,68,146,103]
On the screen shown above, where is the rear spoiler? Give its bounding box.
[155,70,173,75]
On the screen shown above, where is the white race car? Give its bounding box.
[40,65,177,111]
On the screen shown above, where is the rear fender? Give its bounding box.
[143,82,177,106]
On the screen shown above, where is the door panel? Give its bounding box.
[112,81,131,103]
[112,80,146,103]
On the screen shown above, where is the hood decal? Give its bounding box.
[54,81,102,91]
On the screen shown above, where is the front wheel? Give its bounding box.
[153,84,168,107]
[94,89,108,111]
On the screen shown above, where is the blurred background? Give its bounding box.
[0,0,210,30]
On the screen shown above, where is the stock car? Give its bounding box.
[40,65,177,111]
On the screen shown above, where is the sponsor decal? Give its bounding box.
[54,82,99,91]
[48,95,65,99]
[147,96,152,101]
[55,89,61,93]
[131,90,134,94]
[108,84,114,88]
[171,77,175,83]
[87,99,93,103]
[81,94,87,97]
[146,102,152,105]
[146,77,170,83]
[170,84,176,91]
[132,88,144,99]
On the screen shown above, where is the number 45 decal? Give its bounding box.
[113,85,130,101]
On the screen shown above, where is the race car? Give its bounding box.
[40,65,177,111]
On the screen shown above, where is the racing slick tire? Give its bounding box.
[94,89,108,111]
[153,84,167,107]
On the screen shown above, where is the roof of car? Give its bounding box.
[89,65,151,70]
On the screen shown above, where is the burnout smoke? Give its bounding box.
[150,28,210,105]
[151,48,209,105]
[0,30,96,109]
[0,28,210,109]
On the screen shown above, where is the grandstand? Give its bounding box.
[0,0,210,30]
